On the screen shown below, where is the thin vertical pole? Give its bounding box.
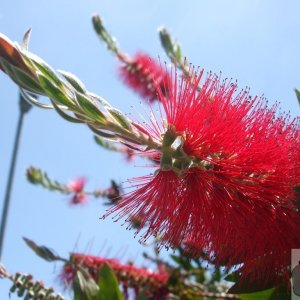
[0,93,31,260]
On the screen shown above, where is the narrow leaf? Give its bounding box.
[22,28,32,50]
[98,263,123,300]
[224,271,239,283]
[0,57,42,93]
[37,73,74,106]
[89,125,117,140]
[23,237,58,262]
[58,70,86,93]
[76,93,107,123]
[73,270,99,300]
[88,92,111,108]
[94,136,119,151]
[10,63,43,94]
[51,100,83,123]
[26,51,62,87]
[107,107,132,130]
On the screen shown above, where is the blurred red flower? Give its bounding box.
[68,177,87,205]
[61,253,169,299]
[119,52,170,102]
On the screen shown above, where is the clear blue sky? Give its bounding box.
[0,1,300,298]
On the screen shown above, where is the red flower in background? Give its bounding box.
[67,177,88,205]
[107,67,300,287]
[61,253,169,299]
[119,53,170,102]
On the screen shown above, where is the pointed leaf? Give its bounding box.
[98,263,123,300]
[224,271,239,283]
[22,28,32,50]
[170,254,181,265]
[76,93,106,123]
[107,107,132,130]
[23,237,58,262]
[12,68,43,93]
[175,44,182,62]
[51,100,83,123]
[26,51,62,87]
[73,270,99,300]
[37,73,74,106]
[58,70,86,93]
[94,136,118,151]
[89,92,111,108]
[89,126,117,140]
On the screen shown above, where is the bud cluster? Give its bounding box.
[9,273,64,300]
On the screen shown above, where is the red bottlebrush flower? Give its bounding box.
[106,66,300,289]
[119,52,170,102]
[61,253,169,299]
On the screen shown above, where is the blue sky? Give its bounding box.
[0,1,300,298]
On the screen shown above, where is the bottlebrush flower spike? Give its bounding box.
[106,66,300,289]
[119,53,171,102]
[61,253,169,299]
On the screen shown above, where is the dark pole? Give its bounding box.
[0,93,32,260]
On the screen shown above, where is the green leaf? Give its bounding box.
[107,107,132,130]
[269,286,291,300]
[22,28,32,50]
[98,263,123,300]
[94,136,119,151]
[51,100,84,123]
[170,254,181,265]
[239,288,275,300]
[295,89,300,106]
[174,44,182,62]
[37,73,74,106]
[0,56,16,76]
[73,270,99,300]
[76,92,107,123]
[58,70,86,93]
[11,65,43,94]
[0,57,42,94]
[23,237,58,262]
[26,51,62,87]
[88,92,111,108]
[89,126,116,140]
[224,271,239,283]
